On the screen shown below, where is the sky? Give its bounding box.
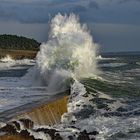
[0,0,140,52]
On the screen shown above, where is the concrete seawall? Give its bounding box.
[14,95,68,125]
[0,93,69,140]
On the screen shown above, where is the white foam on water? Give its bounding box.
[0,99,12,109]
[0,55,14,63]
[96,55,116,60]
[75,116,140,140]
[136,62,140,65]
[0,55,35,70]
[31,114,140,140]
[100,62,127,67]
[0,80,49,113]
[61,80,88,123]
[0,122,6,128]
[28,130,51,140]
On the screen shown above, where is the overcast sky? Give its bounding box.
[0,0,140,52]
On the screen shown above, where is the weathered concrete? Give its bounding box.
[15,95,68,125]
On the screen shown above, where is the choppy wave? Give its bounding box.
[0,55,35,70]
[96,55,116,60]
[136,62,140,65]
[100,62,127,68]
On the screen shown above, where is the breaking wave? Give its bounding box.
[27,13,99,92]
[0,55,35,70]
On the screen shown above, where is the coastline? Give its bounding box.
[0,49,38,59]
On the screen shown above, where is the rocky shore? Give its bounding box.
[0,118,99,140]
[0,93,99,140]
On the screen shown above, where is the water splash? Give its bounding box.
[34,13,98,91]
[0,55,14,63]
[0,55,34,70]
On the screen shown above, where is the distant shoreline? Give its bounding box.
[0,49,38,59]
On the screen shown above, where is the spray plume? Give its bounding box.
[29,13,98,92]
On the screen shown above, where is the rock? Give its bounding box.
[19,130,41,140]
[77,130,90,140]
[19,118,34,129]
[90,138,95,140]
[35,128,45,132]
[0,124,17,134]
[19,130,30,138]
[88,130,99,135]
[29,135,36,140]
[54,133,63,140]
[11,121,20,130]
[68,135,74,140]
[35,128,57,139]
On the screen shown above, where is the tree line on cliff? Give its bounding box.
[0,34,40,51]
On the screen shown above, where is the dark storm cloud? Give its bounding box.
[0,0,140,26]
[0,1,51,23]
[65,1,99,13]
[0,0,140,52]
[118,0,140,4]
[0,0,101,23]
[0,1,66,23]
[0,7,15,18]
[71,5,87,13]
[88,1,99,9]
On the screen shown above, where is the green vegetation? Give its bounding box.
[0,34,40,51]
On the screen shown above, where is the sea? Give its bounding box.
[0,14,140,140]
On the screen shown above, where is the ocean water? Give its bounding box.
[0,14,140,140]
[0,53,140,140]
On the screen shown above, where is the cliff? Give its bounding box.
[0,49,37,59]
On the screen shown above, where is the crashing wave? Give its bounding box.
[0,55,14,63]
[0,55,35,70]
[27,13,99,92]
